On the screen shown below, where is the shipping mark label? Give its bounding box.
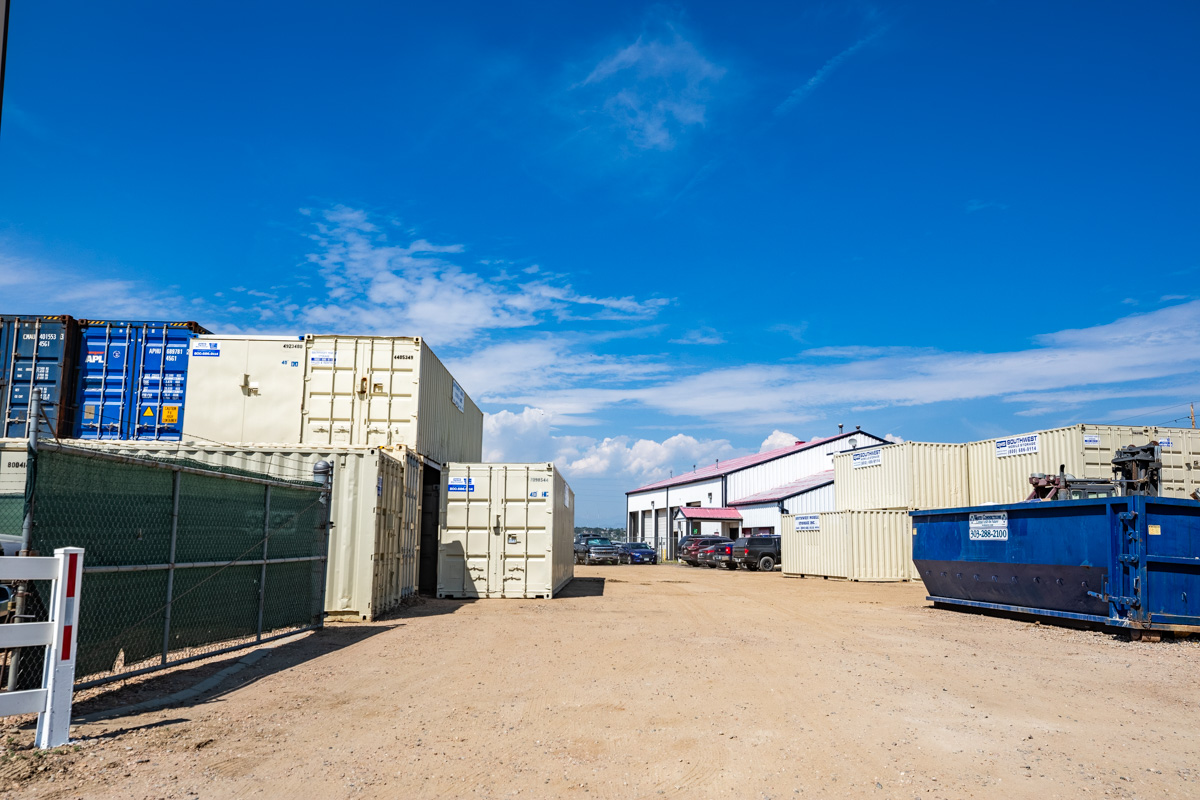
[995,434,1038,458]
[969,511,1009,541]
[1083,434,1100,446]
[192,342,221,357]
[162,406,179,424]
[448,477,475,493]
[851,449,883,468]
[794,514,820,531]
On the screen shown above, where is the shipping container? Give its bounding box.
[301,335,483,465]
[912,495,1200,634]
[59,440,424,620]
[834,441,969,511]
[966,424,1200,505]
[182,335,307,443]
[1,315,80,438]
[781,510,916,581]
[0,439,26,550]
[74,320,210,441]
[438,462,574,599]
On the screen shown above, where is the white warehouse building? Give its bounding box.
[625,430,887,558]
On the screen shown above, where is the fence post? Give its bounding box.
[161,469,181,665]
[35,547,85,749]
[7,391,40,692]
[256,485,272,641]
[314,461,333,629]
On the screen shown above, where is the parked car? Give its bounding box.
[617,541,657,564]
[710,541,738,570]
[679,536,731,567]
[697,542,720,568]
[574,536,620,565]
[732,535,781,571]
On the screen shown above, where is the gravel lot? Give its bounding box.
[4,564,1199,799]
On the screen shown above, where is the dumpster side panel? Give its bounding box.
[1142,497,1200,627]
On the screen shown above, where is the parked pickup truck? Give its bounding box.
[574,535,620,565]
[732,535,781,571]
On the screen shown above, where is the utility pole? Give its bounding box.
[1191,402,1195,430]
[0,0,10,138]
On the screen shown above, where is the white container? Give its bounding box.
[834,442,969,511]
[301,335,483,465]
[966,424,1200,505]
[438,462,574,599]
[781,510,916,581]
[182,335,308,444]
[56,440,423,621]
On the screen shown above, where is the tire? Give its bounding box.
[757,555,776,572]
[722,562,738,570]
[705,563,717,569]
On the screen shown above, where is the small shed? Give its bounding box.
[673,506,743,540]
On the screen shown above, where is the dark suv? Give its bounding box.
[678,536,731,567]
[732,535,781,571]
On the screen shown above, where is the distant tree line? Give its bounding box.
[574,526,626,541]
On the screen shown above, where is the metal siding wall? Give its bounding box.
[736,483,836,531]
[726,436,886,500]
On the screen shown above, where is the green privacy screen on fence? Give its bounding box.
[24,445,329,683]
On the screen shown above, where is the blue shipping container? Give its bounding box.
[912,496,1200,634]
[0,315,80,438]
[74,320,209,441]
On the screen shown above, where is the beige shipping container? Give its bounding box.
[781,510,916,581]
[438,462,574,599]
[182,335,308,444]
[58,440,423,621]
[833,441,969,511]
[301,335,483,465]
[966,424,1200,505]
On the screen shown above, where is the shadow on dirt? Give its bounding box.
[557,577,605,598]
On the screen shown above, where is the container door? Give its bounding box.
[1140,497,1200,628]
[183,337,250,443]
[302,337,357,444]
[0,319,12,430]
[3,319,73,438]
[133,325,193,440]
[75,323,138,439]
[357,339,420,447]
[242,339,305,442]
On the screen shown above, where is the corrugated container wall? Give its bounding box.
[182,335,307,443]
[966,424,1200,505]
[73,320,209,441]
[61,440,422,620]
[834,442,969,511]
[1,315,79,438]
[0,439,26,544]
[301,336,483,465]
[781,510,916,581]
[735,483,836,530]
[438,462,574,599]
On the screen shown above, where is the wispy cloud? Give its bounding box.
[575,28,725,150]
[669,327,725,345]
[775,26,888,115]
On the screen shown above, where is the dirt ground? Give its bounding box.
[4,564,1199,799]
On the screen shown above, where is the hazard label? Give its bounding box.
[162,406,179,424]
[143,407,154,417]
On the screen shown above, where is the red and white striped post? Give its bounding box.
[35,547,84,749]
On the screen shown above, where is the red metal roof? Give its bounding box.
[728,470,835,506]
[627,431,879,494]
[676,507,743,520]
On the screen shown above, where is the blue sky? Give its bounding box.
[3,1,1198,524]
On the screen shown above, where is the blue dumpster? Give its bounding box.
[911,496,1200,634]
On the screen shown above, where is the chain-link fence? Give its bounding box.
[1,441,330,690]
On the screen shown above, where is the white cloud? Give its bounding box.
[576,30,725,150]
[759,430,799,452]
[884,433,905,444]
[965,199,1009,213]
[483,406,737,484]
[669,327,725,345]
[776,26,888,114]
